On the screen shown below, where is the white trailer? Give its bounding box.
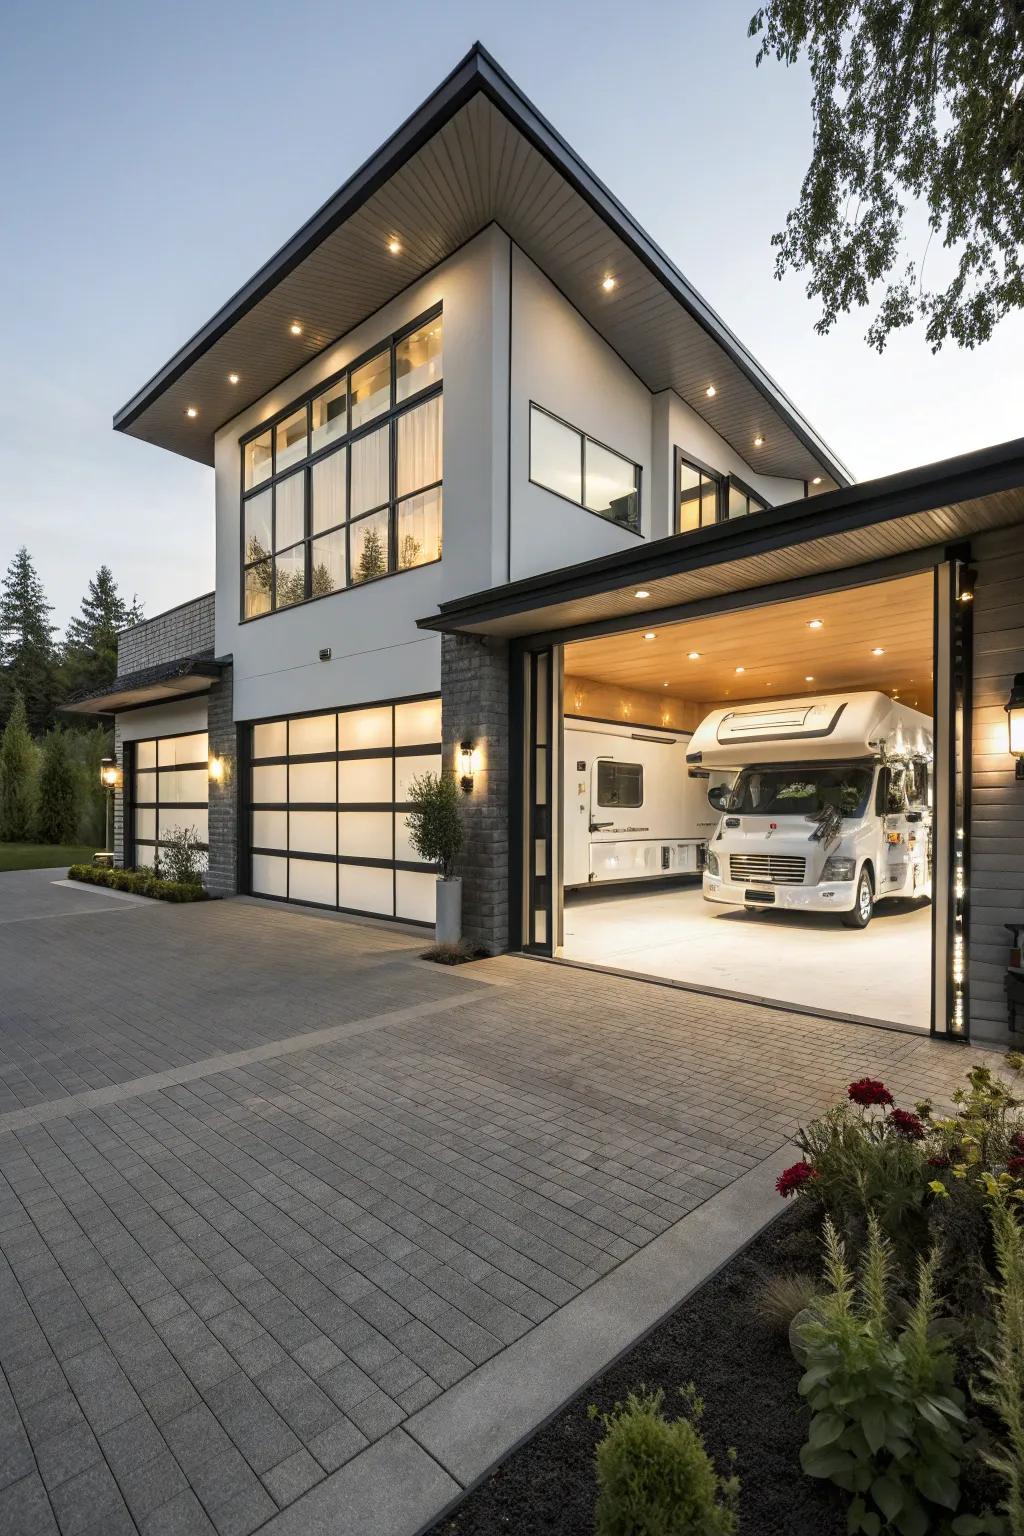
[687,691,933,928]
[563,716,719,889]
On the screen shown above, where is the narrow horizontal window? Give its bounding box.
[529,405,640,534]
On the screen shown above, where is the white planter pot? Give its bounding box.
[435,877,462,945]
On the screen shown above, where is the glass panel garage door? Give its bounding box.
[249,695,441,923]
[132,731,209,868]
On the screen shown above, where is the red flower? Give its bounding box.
[1008,1156,1024,1177]
[927,1155,951,1168]
[1011,1131,1024,1154]
[776,1161,818,1199]
[848,1078,894,1108]
[889,1108,926,1140]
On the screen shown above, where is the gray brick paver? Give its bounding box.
[0,884,978,1534]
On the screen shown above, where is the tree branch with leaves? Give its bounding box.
[750,0,1024,350]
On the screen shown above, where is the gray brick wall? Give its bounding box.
[206,665,237,898]
[441,633,510,953]
[117,592,215,674]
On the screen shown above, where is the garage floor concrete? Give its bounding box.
[0,870,969,1534]
[562,879,932,1031]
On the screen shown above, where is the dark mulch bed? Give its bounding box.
[426,1205,845,1536]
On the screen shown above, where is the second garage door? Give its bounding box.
[249,694,441,923]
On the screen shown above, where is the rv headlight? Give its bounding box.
[822,856,855,882]
[705,850,720,877]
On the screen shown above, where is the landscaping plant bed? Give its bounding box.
[421,940,491,966]
[67,863,210,903]
[428,1204,845,1536]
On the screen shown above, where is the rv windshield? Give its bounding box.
[725,765,874,818]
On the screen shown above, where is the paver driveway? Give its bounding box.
[0,870,978,1535]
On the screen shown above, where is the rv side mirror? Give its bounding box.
[707,784,734,813]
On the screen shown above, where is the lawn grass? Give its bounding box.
[0,843,98,873]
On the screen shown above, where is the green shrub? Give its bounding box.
[591,1385,739,1536]
[157,825,207,887]
[35,726,79,844]
[977,1190,1024,1535]
[793,1101,930,1259]
[405,771,463,880]
[0,691,36,841]
[67,864,208,903]
[793,1216,991,1536]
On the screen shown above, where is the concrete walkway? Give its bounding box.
[0,870,978,1535]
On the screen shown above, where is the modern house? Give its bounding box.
[67,45,1024,1045]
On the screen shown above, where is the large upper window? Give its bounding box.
[529,405,640,534]
[241,309,443,619]
[675,449,769,534]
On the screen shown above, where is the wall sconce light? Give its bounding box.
[1006,674,1024,781]
[957,567,977,603]
[459,740,477,794]
[99,757,122,791]
[208,755,226,783]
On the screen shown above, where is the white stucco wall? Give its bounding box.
[508,247,653,581]
[214,227,507,723]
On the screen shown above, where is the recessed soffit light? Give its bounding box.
[228,373,239,385]
[735,666,745,674]
[601,274,617,292]
[753,434,765,447]
[812,476,823,485]
[687,651,701,660]
[634,589,650,599]
[872,647,886,656]
[289,322,303,336]
[387,237,402,255]
[705,384,716,398]
[185,406,198,418]
[808,618,824,630]
[643,631,656,641]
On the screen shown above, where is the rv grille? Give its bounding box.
[729,854,807,885]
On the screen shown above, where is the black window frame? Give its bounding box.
[673,448,771,534]
[596,759,644,808]
[528,403,642,536]
[239,305,444,623]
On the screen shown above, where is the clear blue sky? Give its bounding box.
[3,0,1021,631]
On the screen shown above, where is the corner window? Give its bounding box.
[676,451,721,533]
[725,476,768,520]
[529,405,640,533]
[240,308,443,620]
[597,760,643,808]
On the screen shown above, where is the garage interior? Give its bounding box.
[558,570,936,1030]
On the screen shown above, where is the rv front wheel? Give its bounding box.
[841,868,874,929]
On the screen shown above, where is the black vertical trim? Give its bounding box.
[237,723,251,894]
[508,638,525,948]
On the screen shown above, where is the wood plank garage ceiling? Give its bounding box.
[115,52,848,489]
[564,571,935,714]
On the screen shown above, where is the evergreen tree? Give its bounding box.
[0,548,57,733]
[0,692,36,841]
[355,525,387,583]
[61,566,143,700]
[35,726,79,845]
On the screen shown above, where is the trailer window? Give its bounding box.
[597,761,643,808]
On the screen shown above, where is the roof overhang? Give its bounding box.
[417,435,1024,640]
[113,44,850,490]
[61,656,223,717]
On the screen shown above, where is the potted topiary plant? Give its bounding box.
[405,770,464,943]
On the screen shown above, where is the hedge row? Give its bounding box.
[67,864,209,903]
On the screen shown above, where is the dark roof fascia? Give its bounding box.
[418,433,1024,633]
[111,43,850,487]
[61,654,223,714]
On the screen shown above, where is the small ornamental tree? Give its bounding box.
[405,771,463,880]
[35,727,79,845]
[0,691,36,841]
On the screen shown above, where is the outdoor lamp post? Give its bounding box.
[99,757,123,855]
[1006,675,1024,782]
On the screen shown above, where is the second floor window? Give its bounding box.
[529,404,641,533]
[241,309,443,619]
[675,448,769,535]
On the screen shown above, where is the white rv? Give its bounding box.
[563,717,719,889]
[687,692,933,928]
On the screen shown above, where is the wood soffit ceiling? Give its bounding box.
[115,69,848,488]
[564,571,935,713]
